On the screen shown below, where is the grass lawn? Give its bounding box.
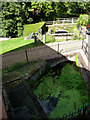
[0,37,43,54]
[32,63,88,118]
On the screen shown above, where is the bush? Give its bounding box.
[77,14,89,26]
[46,34,55,43]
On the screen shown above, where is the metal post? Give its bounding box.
[25,49,28,62]
[66,33,68,41]
[85,44,88,54]
[57,43,59,54]
[34,34,37,45]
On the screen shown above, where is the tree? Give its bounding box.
[68,2,88,15]
[30,2,54,21]
[30,2,68,21]
[1,2,33,37]
[1,1,89,38]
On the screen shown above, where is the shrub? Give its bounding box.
[77,14,89,26]
[46,34,55,43]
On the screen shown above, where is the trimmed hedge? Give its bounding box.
[23,22,45,37]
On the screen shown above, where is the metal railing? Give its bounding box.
[82,39,89,61]
[59,104,89,120]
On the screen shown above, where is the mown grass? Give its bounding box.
[0,37,43,54]
[33,63,88,118]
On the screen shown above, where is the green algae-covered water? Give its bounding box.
[32,62,88,118]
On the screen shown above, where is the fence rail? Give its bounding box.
[46,17,78,25]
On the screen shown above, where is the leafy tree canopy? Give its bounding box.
[1,1,89,37]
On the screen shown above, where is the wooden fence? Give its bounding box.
[46,17,78,25]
